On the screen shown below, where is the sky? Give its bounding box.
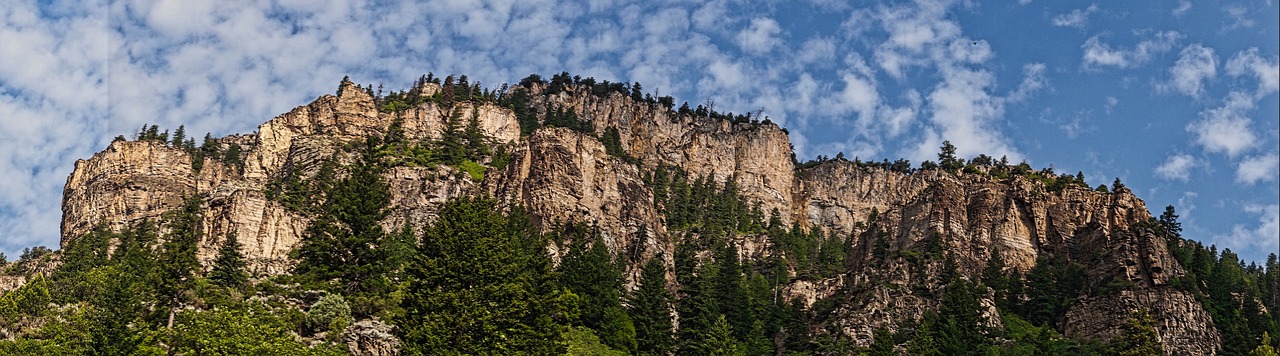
[0,0,1277,263]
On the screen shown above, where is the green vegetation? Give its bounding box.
[1161,205,1279,355]
[397,197,569,354]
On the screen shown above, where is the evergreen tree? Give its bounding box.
[292,148,394,314]
[935,279,989,355]
[630,258,675,355]
[464,109,488,161]
[1158,205,1181,237]
[869,328,896,356]
[397,197,568,354]
[983,248,1009,309]
[172,125,186,147]
[437,108,466,165]
[939,140,962,171]
[697,315,741,356]
[712,243,752,340]
[1110,309,1163,356]
[559,228,631,351]
[907,314,943,356]
[209,232,248,289]
[157,195,204,326]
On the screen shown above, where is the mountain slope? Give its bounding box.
[4,74,1273,354]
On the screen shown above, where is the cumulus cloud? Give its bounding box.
[1187,91,1259,157]
[1236,152,1279,185]
[1081,31,1182,69]
[1214,204,1280,256]
[1163,44,1218,98]
[1226,48,1280,97]
[736,17,782,54]
[1052,4,1099,29]
[1154,154,1198,181]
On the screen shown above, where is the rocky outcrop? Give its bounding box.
[343,319,402,356]
[540,88,798,227]
[61,141,200,243]
[490,127,668,279]
[825,168,1216,354]
[1065,288,1220,354]
[796,162,931,237]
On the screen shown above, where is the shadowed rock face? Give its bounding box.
[59,80,1221,355]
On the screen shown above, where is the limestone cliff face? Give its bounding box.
[822,166,1218,355]
[58,79,1221,354]
[61,81,506,275]
[488,127,668,280]
[537,88,798,227]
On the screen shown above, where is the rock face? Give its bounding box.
[490,127,668,273]
[539,88,797,227]
[343,319,402,356]
[58,79,1221,354]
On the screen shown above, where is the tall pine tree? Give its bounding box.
[209,232,248,288]
[397,197,568,354]
[629,257,675,355]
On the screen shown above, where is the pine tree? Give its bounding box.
[559,228,634,351]
[1158,205,1181,237]
[697,315,740,356]
[157,195,204,326]
[292,149,393,314]
[172,125,186,147]
[630,258,675,355]
[983,248,1009,309]
[464,109,488,161]
[936,279,989,355]
[209,232,248,288]
[437,108,466,165]
[869,328,895,356]
[1110,309,1163,356]
[397,197,568,354]
[938,140,962,171]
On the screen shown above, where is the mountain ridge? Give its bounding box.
[2,73,1273,354]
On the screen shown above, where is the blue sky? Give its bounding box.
[0,0,1276,262]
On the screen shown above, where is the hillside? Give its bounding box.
[1,73,1277,355]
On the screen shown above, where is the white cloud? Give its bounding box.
[1226,48,1280,97]
[1154,154,1198,181]
[1164,44,1218,98]
[1006,63,1048,102]
[1236,152,1279,185]
[1187,91,1259,157]
[1081,31,1182,69]
[1172,1,1192,16]
[914,66,1019,162]
[1052,4,1099,29]
[796,36,837,66]
[736,17,782,54]
[1105,96,1119,113]
[1214,204,1280,257]
[1225,6,1256,30]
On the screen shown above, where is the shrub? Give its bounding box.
[458,160,486,182]
[306,294,353,335]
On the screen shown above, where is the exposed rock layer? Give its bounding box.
[58,81,1220,354]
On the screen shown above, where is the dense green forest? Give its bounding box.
[2,74,1277,355]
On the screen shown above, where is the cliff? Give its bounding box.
[53,77,1225,354]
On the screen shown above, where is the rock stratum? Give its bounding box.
[55,78,1224,354]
